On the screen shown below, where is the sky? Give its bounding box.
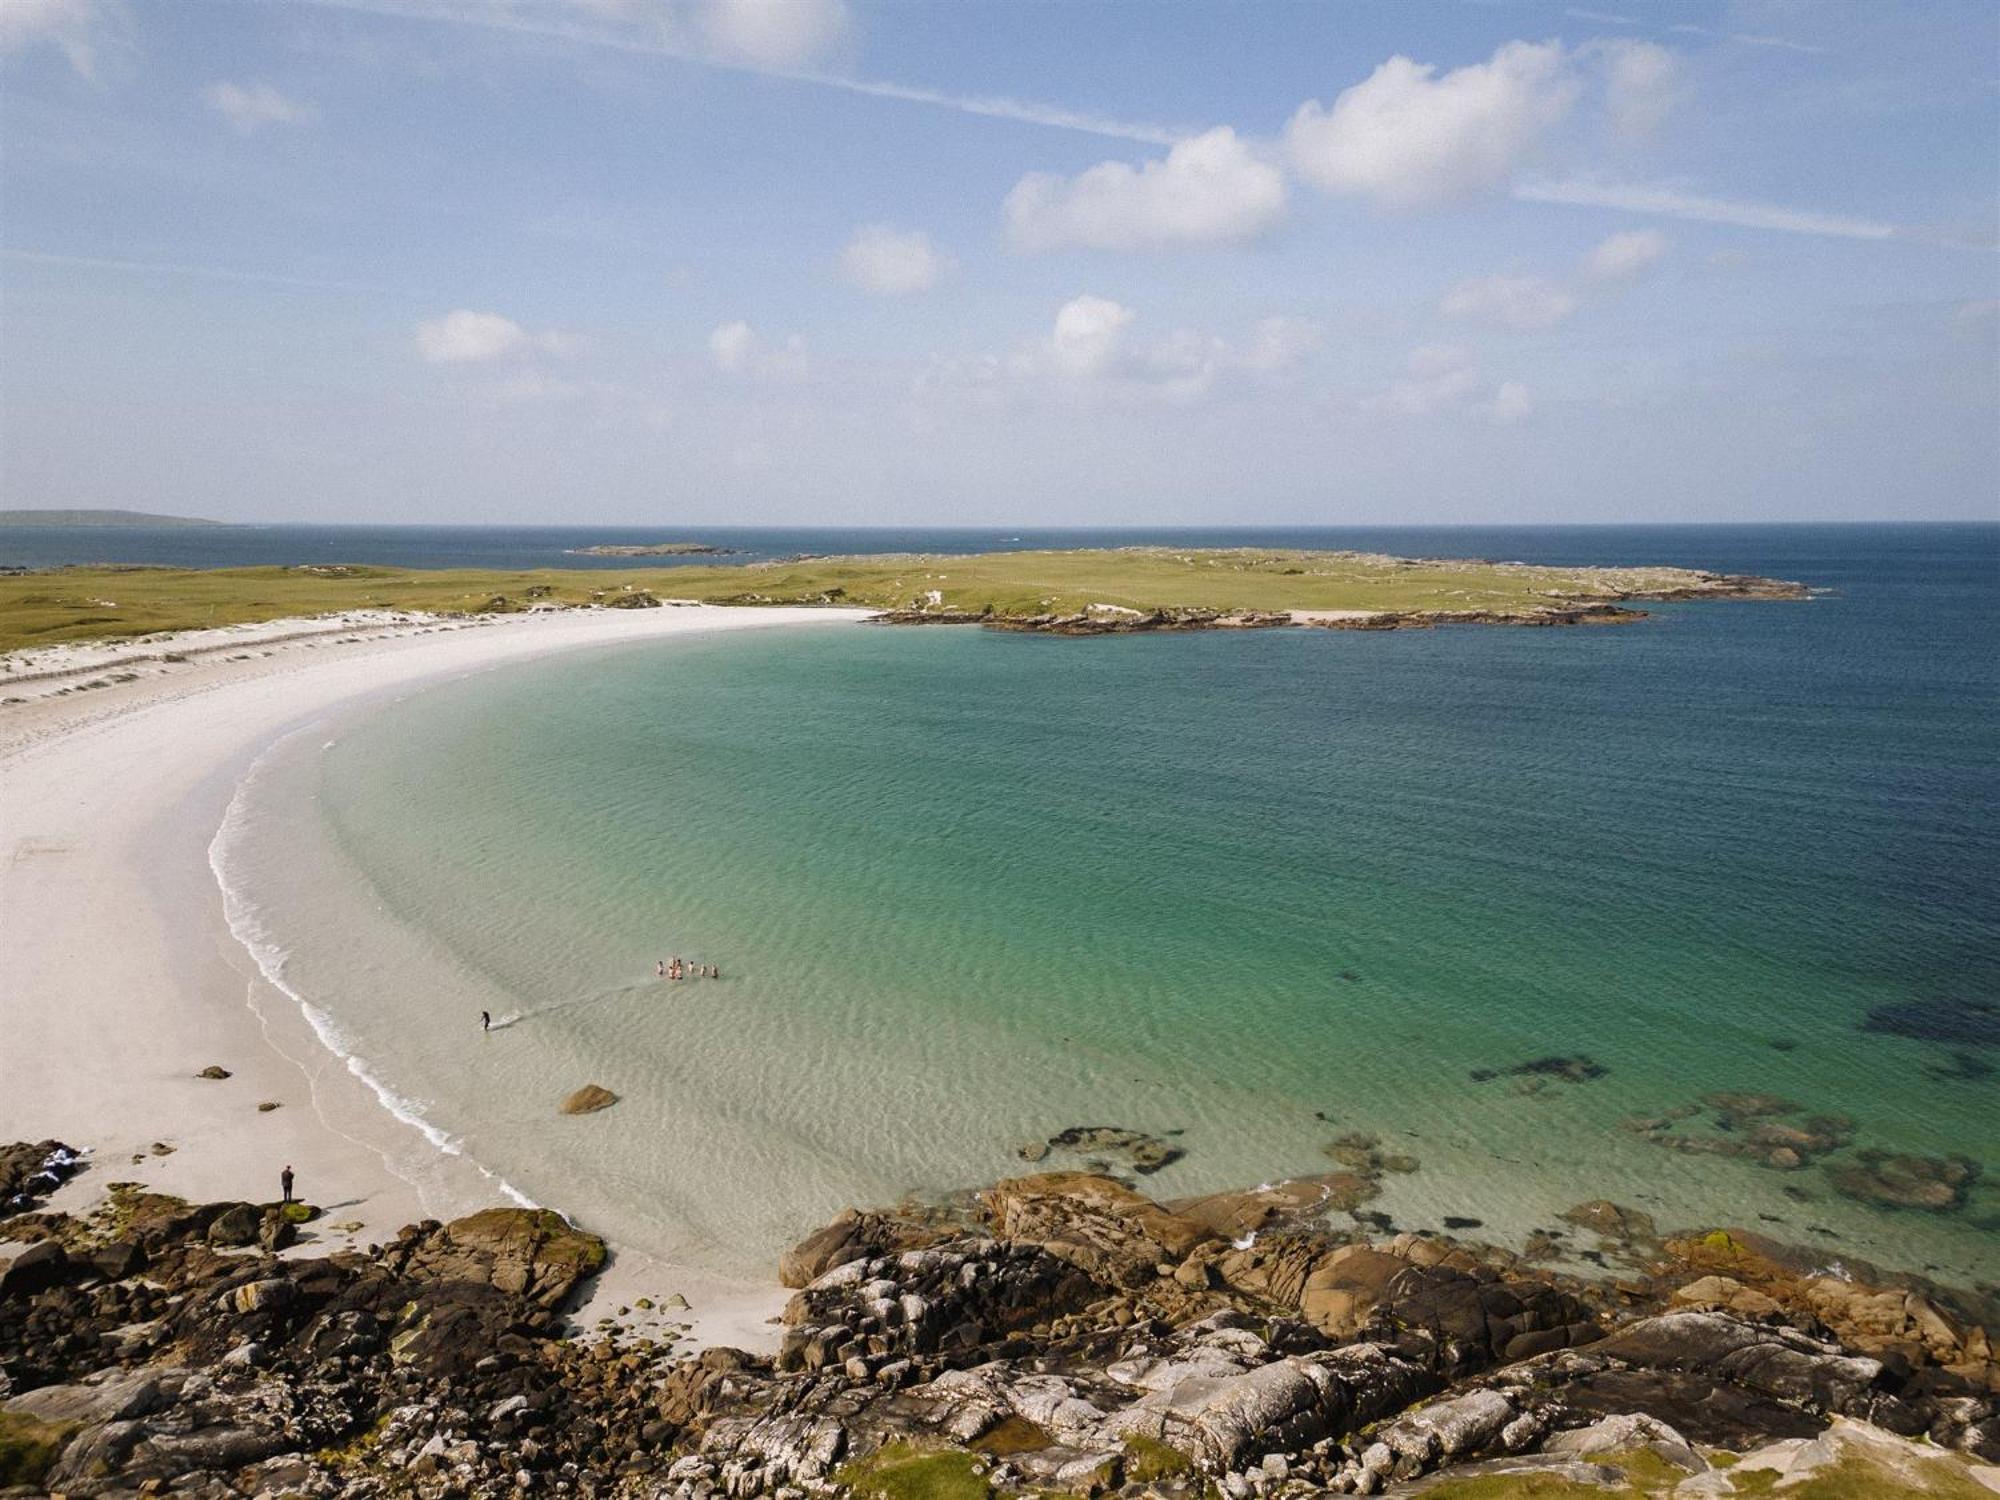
[1,0,1995,526]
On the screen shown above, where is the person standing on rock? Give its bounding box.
[280,1165,295,1205]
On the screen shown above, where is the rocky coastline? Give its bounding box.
[3,1139,1994,1499]
[864,570,1806,636]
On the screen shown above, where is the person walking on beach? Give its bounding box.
[481,1010,491,1032]
[280,1165,295,1205]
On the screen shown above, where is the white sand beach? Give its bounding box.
[0,603,872,1349]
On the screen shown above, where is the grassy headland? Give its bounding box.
[0,547,1804,654]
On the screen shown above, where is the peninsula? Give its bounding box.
[563,542,742,557]
[0,508,229,528]
[0,547,1805,655]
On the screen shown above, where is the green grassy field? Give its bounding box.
[0,548,1767,654]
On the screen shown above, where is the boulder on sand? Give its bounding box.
[560,1084,619,1115]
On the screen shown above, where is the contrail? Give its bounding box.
[2,248,384,293]
[267,0,1189,145]
[1514,180,1897,241]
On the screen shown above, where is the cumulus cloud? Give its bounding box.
[204,81,316,132]
[1952,299,2000,338]
[838,224,950,295]
[1597,40,1680,137]
[702,0,848,69]
[0,0,123,79]
[1004,127,1287,252]
[1285,41,1578,208]
[1582,227,1667,281]
[924,297,1319,406]
[709,319,808,378]
[1239,316,1324,373]
[416,310,530,363]
[1048,295,1135,376]
[1439,273,1578,331]
[1367,345,1528,423]
[1490,380,1535,424]
[414,309,572,364]
[1438,231,1664,334]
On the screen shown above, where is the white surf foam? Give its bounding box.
[208,727,538,1211]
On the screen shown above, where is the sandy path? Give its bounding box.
[0,604,871,1349]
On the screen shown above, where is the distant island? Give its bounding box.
[0,547,1807,654]
[564,541,741,557]
[0,508,228,528]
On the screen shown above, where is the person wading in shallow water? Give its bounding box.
[280,1165,295,1205]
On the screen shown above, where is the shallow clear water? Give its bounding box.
[216,525,2000,1285]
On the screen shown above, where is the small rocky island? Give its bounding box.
[563,543,740,558]
[2,1139,1994,1499]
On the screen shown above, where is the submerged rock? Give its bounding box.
[560,1083,619,1115]
[1862,996,2000,1049]
[1031,1126,1185,1175]
[1469,1054,1607,1086]
[1827,1150,1981,1213]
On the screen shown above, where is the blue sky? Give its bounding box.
[1,0,1994,524]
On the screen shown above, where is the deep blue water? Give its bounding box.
[5,520,1993,582]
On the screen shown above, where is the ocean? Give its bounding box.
[175,524,1999,1287]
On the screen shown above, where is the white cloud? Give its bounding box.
[1048,295,1134,377]
[1285,41,1578,207]
[709,320,758,373]
[838,224,950,295]
[1490,381,1535,424]
[1439,273,1578,331]
[1372,344,1483,415]
[709,319,807,378]
[1004,126,1286,252]
[702,0,848,69]
[1514,178,1896,240]
[1598,40,1679,137]
[204,81,317,132]
[1367,345,1528,423]
[1582,227,1667,281]
[923,299,1319,407]
[1952,299,1999,338]
[414,309,573,364]
[1239,316,1323,373]
[416,310,529,363]
[0,0,121,78]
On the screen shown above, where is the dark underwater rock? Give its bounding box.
[1862,996,2000,1049]
[1826,1150,1982,1213]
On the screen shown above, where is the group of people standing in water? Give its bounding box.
[657,957,718,981]
[477,953,722,1031]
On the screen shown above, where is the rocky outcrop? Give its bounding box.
[380,1207,607,1308]
[0,1148,1992,1499]
[775,1207,944,1289]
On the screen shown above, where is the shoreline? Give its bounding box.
[0,603,873,1350]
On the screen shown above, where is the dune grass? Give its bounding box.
[0,547,1746,654]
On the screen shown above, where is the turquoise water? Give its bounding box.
[220,527,2000,1286]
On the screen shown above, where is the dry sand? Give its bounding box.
[0,603,873,1349]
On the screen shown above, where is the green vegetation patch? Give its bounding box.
[0,548,1778,653]
[970,1416,1052,1457]
[0,1411,74,1487]
[835,1442,995,1500]
[1121,1433,1193,1482]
